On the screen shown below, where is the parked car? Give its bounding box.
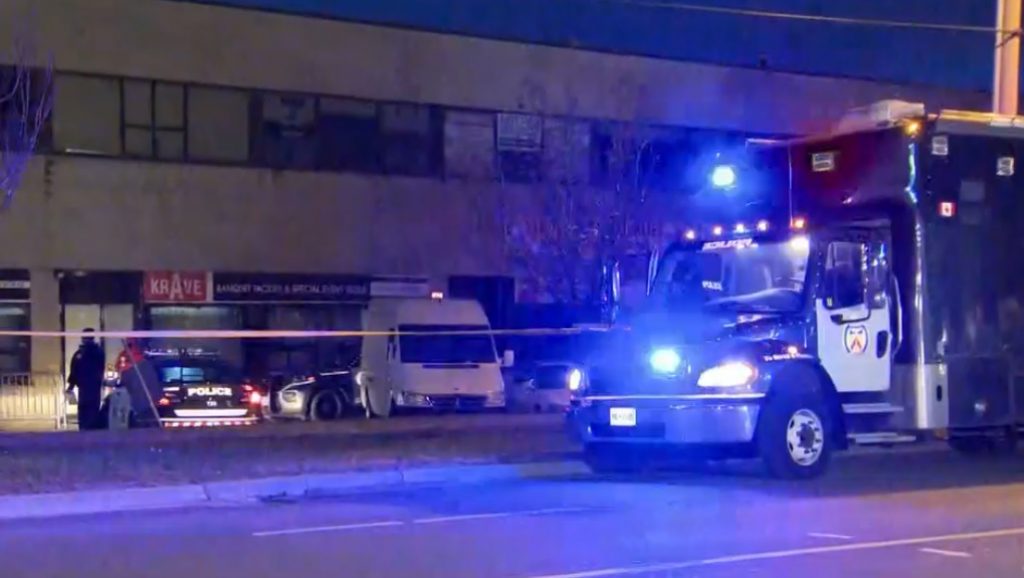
[507,361,582,413]
[262,367,357,421]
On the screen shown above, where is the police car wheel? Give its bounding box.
[758,393,832,479]
[309,391,344,421]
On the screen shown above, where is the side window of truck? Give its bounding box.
[864,241,890,310]
[823,241,866,309]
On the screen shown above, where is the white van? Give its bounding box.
[356,297,506,417]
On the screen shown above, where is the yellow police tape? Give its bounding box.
[0,326,615,339]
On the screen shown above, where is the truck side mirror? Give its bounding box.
[501,350,515,368]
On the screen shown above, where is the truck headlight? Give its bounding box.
[649,348,682,374]
[697,362,757,388]
[567,368,583,391]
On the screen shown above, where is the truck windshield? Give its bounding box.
[398,324,497,364]
[651,236,810,314]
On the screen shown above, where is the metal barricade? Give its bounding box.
[0,373,68,430]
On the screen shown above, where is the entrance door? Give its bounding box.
[815,233,894,393]
[64,305,101,382]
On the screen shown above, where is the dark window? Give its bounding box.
[398,324,496,364]
[187,86,249,162]
[590,123,637,187]
[824,241,866,310]
[317,97,380,172]
[378,103,441,177]
[251,92,317,170]
[497,112,542,183]
[0,304,30,373]
[123,79,185,160]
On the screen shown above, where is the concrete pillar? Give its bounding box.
[30,269,61,376]
[994,0,1021,115]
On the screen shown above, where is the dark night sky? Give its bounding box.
[176,0,994,91]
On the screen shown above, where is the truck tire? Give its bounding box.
[583,443,647,474]
[758,392,833,479]
[308,391,343,421]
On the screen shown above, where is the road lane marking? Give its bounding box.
[254,507,587,536]
[523,526,1024,578]
[413,507,588,525]
[919,547,972,558]
[807,533,853,540]
[253,520,403,537]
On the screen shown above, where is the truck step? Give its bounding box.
[842,402,904,415]
[848,432,918,445]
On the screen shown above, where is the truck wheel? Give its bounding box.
[583,443,646,474]
[758,393,832,479]
[309,391,343,421]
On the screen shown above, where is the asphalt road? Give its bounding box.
[4,449,1024,578]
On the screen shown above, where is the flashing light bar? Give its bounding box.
[681,217,808,243]
[163,418,258,428]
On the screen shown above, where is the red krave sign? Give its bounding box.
[144,271,210,303]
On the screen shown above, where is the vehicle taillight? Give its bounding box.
[158,397,171,407]
[248,391,262,405]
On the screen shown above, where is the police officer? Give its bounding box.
[67,329,105,431]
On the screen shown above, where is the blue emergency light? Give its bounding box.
[710,164,737,189]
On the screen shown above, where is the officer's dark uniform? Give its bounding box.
[68,337,105,430]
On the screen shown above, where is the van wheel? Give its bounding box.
[309,391,343,421]
[758,392,832,479]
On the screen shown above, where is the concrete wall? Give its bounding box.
[7,156,506,277]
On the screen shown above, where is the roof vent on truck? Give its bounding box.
[834,100,925,133]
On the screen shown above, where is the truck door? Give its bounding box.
[815,231,894,392]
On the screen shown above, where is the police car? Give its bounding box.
[138,350,263,426]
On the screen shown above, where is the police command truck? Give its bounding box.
[568,101,1024,478]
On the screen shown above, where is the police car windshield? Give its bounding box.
[651,236,810,314]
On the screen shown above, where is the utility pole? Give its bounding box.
[994,0,1022,115]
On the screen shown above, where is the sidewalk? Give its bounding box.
[0,414,576,496]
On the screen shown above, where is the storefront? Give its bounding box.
[139,271,431,379]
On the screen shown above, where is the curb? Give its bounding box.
[0,460,588,520]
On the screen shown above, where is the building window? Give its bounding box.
[497,113,543,183]
[252,92,317,170]
[317,97,379,173]
[542,118,590,185]
[444,110,495,181]
[0,305,30,374]
[187,86,249,162]
[52,74,121,156]
[123,79,185,160]
[378,103,440,177]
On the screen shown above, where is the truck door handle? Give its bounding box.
[876,331,889,358]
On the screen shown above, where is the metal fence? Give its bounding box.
[0,373,68,430]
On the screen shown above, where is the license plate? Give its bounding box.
[609,407,636,427]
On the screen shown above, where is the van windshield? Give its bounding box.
[398,324,497,364]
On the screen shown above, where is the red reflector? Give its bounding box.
[939,201,956,218]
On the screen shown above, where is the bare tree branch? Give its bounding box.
[0,32,53,211]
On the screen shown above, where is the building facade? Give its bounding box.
[0,0,988,378]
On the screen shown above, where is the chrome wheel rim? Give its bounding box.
[786,408,825,466]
